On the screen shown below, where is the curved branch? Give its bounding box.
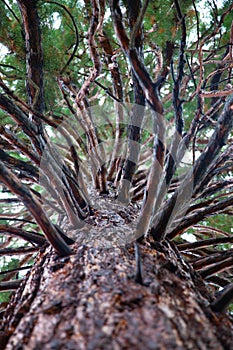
[45,0,79,75]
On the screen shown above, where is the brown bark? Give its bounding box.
[1,240,233,350]
[118,0,146,203]
[17,0,44,115]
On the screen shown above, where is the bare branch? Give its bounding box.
[0,224,46,246]
[211,284,233,312]
[200,88,233,98]
[167,195,233,239]
[0,280,23,291]
[200,257,233,279]
[129,0,150,49]
[118,0,146,202]
[178,237,233,252]
[75,0,102,104]
[0,246,38,256]
[0,162,72,256]
[111,0,165,238]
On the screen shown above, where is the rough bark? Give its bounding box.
[17,0,44,115]
[1,239,233,350]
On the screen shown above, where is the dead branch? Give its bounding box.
[200,257,233,279]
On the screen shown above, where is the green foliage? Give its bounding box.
[0,258,20,303]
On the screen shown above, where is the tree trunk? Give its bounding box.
[1,239,233,350]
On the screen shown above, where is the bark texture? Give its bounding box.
[1,240,233,350]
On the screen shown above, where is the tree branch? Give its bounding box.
[0,246,38,256]
[0,280,23,291]
[211,284,233,312]
[118,0,146,202]
[0,224,46,246]
[151,93,233,241]
[111,0,165,238]
[0,162,72,256]
[17,0,44,116]
[167,195,233,239]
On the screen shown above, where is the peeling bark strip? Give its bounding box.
[2,243,233,349]
[0,162,71,256]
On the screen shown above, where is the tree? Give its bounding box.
[0,0,233,348]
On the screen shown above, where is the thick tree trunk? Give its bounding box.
[1,239,232,350]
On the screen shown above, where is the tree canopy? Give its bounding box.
[0,0,233,316]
